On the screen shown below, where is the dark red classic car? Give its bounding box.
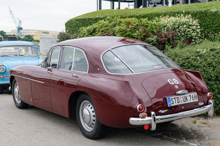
[10,37,214,139]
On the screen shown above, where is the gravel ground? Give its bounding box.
[1,93,220,146]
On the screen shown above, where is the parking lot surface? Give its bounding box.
[1,93,220,146]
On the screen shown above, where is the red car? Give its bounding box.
[10,37,214,139]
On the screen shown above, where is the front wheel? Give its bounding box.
[76,94,106,139]
[12,79,28,109]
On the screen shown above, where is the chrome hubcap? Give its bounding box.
[14,83,21,104]
[79,100,96,132]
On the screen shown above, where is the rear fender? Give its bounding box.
[184,69,208,92]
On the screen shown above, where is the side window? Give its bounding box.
[60,47,74,71]
[24,46,37,56]
[49,47,60,68]
[42,47,60,68]
[73,48,88,73]
[44,50,52,68]
[31,47,37,56]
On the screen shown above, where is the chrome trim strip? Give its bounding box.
[199,102,204,106]
[0,81,9,84]
[159,109,168,113]
[13,75,44,84]
[110,50,135,73]
[129,100,214,129]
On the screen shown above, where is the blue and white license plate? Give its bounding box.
[167,92,198,107]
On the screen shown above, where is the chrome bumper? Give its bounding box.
[129,100,214,131]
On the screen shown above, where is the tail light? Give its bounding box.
[207,93,213,99]
[137,104,144,112]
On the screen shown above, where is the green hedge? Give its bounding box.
[78,15,205,50]
[32,40,39,42]
[165,41,220,114]
[66,2,220,39]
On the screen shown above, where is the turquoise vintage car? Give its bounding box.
[0,41,42,93]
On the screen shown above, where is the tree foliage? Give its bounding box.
[21,35,34,41]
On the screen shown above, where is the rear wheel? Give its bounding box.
[76,94,106,139]
[12,79,28,109]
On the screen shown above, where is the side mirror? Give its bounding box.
[41,61,50,68]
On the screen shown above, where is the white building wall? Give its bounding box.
[40,37,57,55]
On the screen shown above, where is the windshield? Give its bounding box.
[102,45,179,74]
[0,46,37,57]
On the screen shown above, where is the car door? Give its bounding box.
[50,46,89,117]
[31,46,60,112]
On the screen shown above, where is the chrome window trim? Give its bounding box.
[71,48,76,71]
[49,46,61,69]
[101,44,180,75]
[73,47,89,73]
[110,50,134,73]
[12,74,44,84]
[43,48,52,68]
[58,46,89,74]
[59,46,75,71]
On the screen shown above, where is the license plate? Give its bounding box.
[167,92,198,107]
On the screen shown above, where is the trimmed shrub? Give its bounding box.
[165,41,220,114]
[66,1,220,40]
[159,14,202,44]
[156,28,178,49]
[79,16,202,50]
[79,17,166,48]
[57,31,78,42]
[78,17,121,37]
[32,40,39,42]
[79,17,160,39]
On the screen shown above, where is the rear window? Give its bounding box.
[102,45,179,74]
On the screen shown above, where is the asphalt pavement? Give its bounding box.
[1,93,220,146]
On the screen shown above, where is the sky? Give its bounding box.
[0,0,130,32]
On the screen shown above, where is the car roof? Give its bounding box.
[0,41,35,47]
[55,36,148,55]
[55,37,150,72]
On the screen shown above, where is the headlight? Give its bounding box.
[0,65,6,73]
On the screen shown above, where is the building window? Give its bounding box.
[43,32,49,34]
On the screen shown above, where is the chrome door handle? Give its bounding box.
[72,74,79,78]
[47,71,52,74]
